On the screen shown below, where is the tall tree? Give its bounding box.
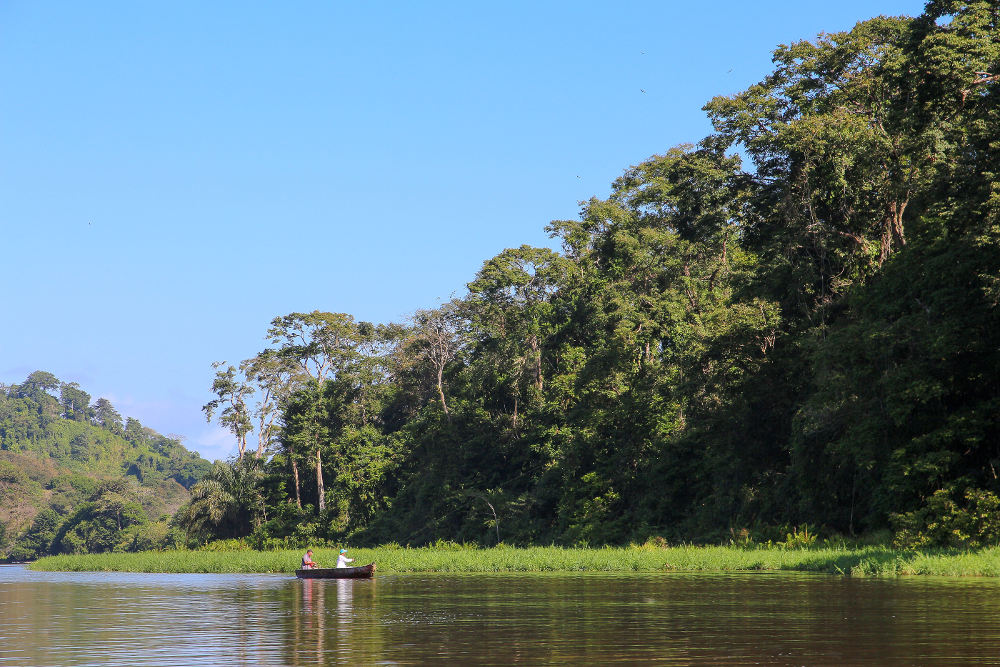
[268,311,361,512]
[123,417,146,445]
[241,350,295,460]
[92,397,123,435]
[407,302,464,419]
[177,458,265,540]
[59,382,92,422]
[466,245,569,427]
[16,371,60,402]
[203,362,253,460]
[542,144,778,540]
[703,16,940,326]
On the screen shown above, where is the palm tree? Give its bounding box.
[177,458,265,541]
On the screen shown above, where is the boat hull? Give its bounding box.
[295,563,376,579]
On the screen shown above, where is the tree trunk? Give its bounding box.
[722,226,729,266]
[288,439,302,508]
[291,457,302,508]
[316,446,326,512]
[531,335,543,394]
[255,419,267,459]
[879,199,908,265]
[436,365,450,418]
[312,380,326,513]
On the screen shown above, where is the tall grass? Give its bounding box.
[28,544,1000,576]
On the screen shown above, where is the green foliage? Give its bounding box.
[256,500,316,542]
[9,509,61,561]
[198,538,256,551]
[783,525,818,550]
[0,457,29,485]
[181,1,1000,551]
[0,372,209,488]
[124,521,182,552]
[891,488,1000,549]
[176,458,266,543]
[53,479,150,554]
[0,372,210,559]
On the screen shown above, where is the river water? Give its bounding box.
[2,564,1000,664]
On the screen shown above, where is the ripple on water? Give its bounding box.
[4,566,1000,664]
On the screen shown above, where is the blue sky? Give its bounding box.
[2,0,926,461]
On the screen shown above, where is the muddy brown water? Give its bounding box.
[2,564,999,664]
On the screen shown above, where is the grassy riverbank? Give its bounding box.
[27,544,1000,576]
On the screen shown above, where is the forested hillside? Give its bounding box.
[47,1,1000,552]
[0,371,211,560]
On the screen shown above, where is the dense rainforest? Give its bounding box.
[0,371,211,560]
[185,1,1000,550]
[10,1,1000,557]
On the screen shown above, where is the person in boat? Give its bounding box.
[336,548,354,568]
[301,549,318,569]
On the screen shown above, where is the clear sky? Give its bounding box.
[2,0,926,461]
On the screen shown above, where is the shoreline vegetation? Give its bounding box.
[27,544,1000,577]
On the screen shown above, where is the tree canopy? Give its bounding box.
[189,3,1000,550]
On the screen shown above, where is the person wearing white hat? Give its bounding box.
[336,548,354,568]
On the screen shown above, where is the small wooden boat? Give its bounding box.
[295,563,376,579]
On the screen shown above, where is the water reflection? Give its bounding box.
[3,565,1000,664]
[285,575,379,665]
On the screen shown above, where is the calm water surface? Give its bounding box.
[2,564,1000,664]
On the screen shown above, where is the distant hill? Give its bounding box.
[0,371,212,559]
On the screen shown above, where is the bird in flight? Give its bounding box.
[640,89,646,93]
